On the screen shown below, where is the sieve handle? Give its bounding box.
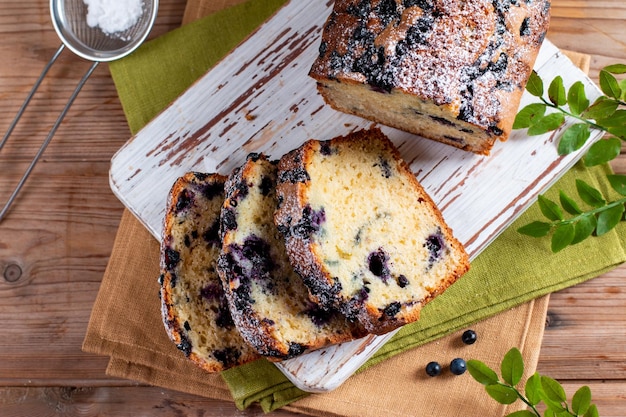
[0,52,99,222]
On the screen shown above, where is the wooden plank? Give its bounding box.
[0,384,623,417]
[538,269,626,380]
[0,0,625,415]
[0,386,295,417]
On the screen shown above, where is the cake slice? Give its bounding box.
[159,172,260,372]
[274,128,470,334]
[217,153,367,360]
[309,0,551,155]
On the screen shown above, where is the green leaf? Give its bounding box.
[540,376,567,408]
[566,81,589,115]
[576,179,606,207]
[548,76,567,106]
[551,223,575,253]
[597,109,626,128]
[599,69,622,99]
[583,137,622,167]
[517,221,552,237]
[559,190,583,215]
[583,97,619,120]
[607,174,626,196]
[544,409,556,417]
[467,360,500,386]
[501,347,524,386]
[505,411,536,417]
[572,385,592,415]
[539,195,564,221]
[526,70,544,96]
[557,123,590,155]
[584,404,599,417]
[604,63,626,74]
[525,372,542,406]
[486,384,519,405]
[514,103,547,129]
[527,112,566,136]
[596,203,625,236]
[608,125,626,140]
[571,214,597,245]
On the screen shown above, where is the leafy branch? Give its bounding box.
[513,63,626,252]
[517,175,626,252]
[513,64,626,166]
[468,347,600,417]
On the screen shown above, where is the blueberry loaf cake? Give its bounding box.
[217,153,367,360]
[160,172,260,372]
[274,128,470,334]
[309,0,551,155]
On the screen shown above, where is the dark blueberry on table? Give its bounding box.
[425,361,442,377]
[450,358,467,375]
[461,329,477,345]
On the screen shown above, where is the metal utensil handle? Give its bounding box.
[0,58,99,222]
[0,44,65,150]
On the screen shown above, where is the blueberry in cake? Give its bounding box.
[160,172,260,372]
[309,0,551,155]
[217,153,367,360]
[274,128,470,334]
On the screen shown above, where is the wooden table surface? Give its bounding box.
[0,1,625,415]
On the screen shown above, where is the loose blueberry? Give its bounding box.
[450,358,467,375]
[462,329,477,345]
[425,361,442,377]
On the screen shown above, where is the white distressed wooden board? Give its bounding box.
[110,1,604,392]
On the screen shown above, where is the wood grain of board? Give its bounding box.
[0,0,624,415]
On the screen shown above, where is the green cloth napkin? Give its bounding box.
[109,0,626,412]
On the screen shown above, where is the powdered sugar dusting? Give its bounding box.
[83,0,144,38]
[310,0,551,134]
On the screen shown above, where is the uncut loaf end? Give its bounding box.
[309,0,551,155]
